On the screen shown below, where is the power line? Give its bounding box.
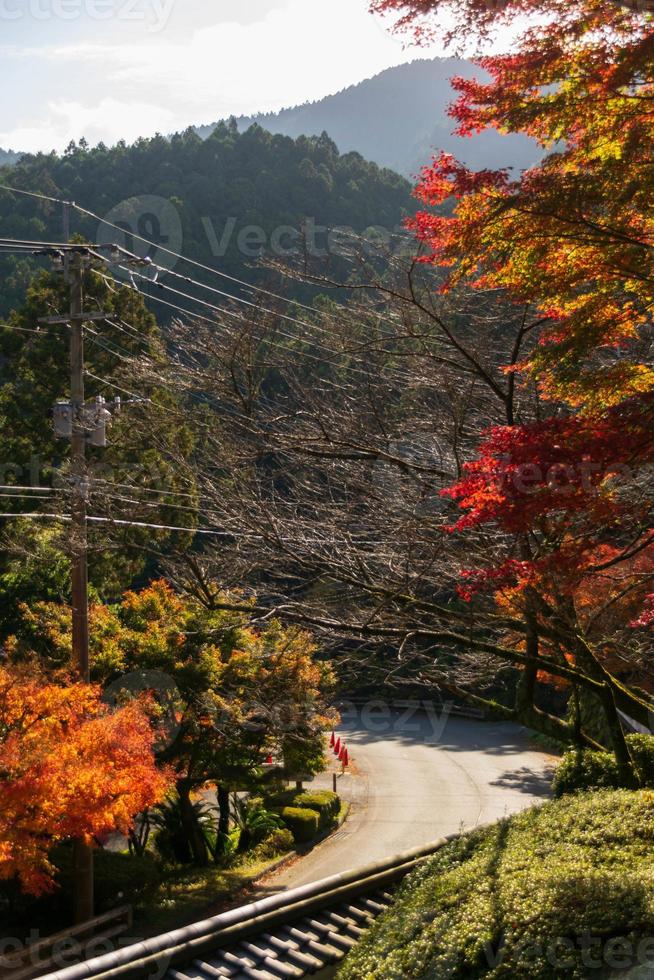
[0,185,66,205]
[0,236,85,249]
[0,323,61,335]
[1,187,419,379]
[0,484,55,492]
[0,187,397,335]
[0,492,53,501]
[92,489,206,517]
[0,510,386,547]
[75,200,337,318]
[92,479,198,500]
[0,513,69,522]
[84,370,147,402]
[97,267,416,386]
[0,509,247,538]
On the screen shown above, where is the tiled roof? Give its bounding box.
[41,837,459,980]
[166,889,394,980]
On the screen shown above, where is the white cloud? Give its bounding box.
[0,98,177,153]
[0,0,444,151]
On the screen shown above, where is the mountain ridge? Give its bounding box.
[196,58,540,179]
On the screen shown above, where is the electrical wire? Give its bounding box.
[92,490,206,516]
[0,493,53,500]
[0,187,405,338]
[84,370,147,402]
[0,323,59,335]
[1,190,420,384]
[0,185,66,205]
[0,485,54,492]
[92,479,198,500]
[96,268,416,386]
[74,200,340,317]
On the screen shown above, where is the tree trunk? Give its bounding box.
[599,685,637,787]
[217,785,230,837]
[177,780,209,867]
[215,785,232,859]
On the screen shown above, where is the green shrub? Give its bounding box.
[252,828,295,860]
[265,789,303,808]
[266,789,340,830]
[553,735,654,797]
[338,790,654,979]
[53,847,162,913]
[93,850,162,911]
[233,801,284,852]
[151,795,216,864]
[292,791,340,830]
[279,806,321,843]
[0,847,161,937]
[628,734,654,785]
[552,747,621,796]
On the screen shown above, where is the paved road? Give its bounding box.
[262,709,556,892]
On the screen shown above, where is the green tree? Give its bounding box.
[6,580,336,866]
[0,263,197,613]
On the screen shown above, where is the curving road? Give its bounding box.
[261,708,556,892]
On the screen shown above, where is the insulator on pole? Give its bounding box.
[87,396,112,448]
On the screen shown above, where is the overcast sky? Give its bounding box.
[0,0,459,153]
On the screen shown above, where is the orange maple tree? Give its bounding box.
[0,667,171,895]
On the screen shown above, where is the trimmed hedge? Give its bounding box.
[252,828,295,860]
[279,806,321,844]
[553,734,654,797]
[267,789,340,832]
[339,790,654,979]
[293,791,340,829]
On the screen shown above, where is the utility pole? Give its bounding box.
[69,250,93,925]
[42,238,125,924]
[59,199,93,924]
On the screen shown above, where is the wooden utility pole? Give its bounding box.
[41,236,111,925]
[69,254,90,682]
[69,251,93,924]
[57,205,93,924]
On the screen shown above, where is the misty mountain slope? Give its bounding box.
[197,58,540,179]
[0,149,21,167]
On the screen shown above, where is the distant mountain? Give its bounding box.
[196,58,540,180]
[0,149,21,167]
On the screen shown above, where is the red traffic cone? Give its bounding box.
[265,754,273,765]
[334,737,341,756]
[329,731,335,748]
[341,748,349,768]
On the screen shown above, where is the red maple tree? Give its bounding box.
[368,0,654,772]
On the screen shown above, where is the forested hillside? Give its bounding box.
[198,59,540,178]
[0,121,412,316]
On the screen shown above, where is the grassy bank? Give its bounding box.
[132,851,294,937]
[339,790,654,979]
